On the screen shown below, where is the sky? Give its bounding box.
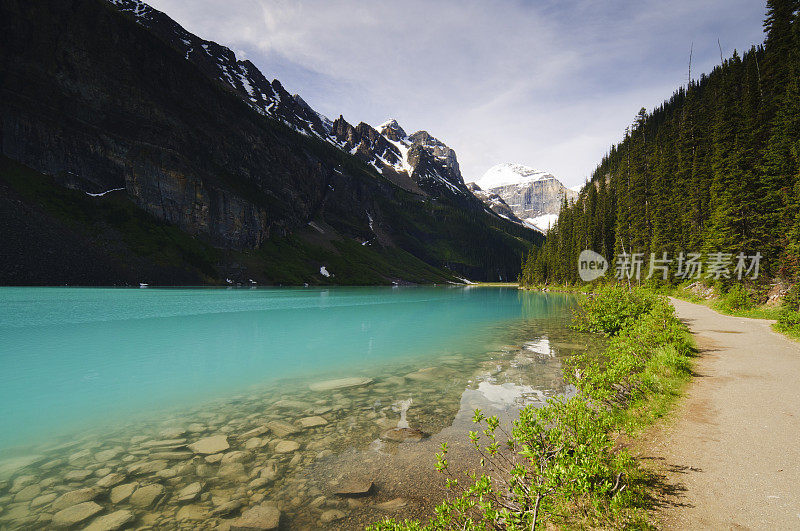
[145,0,767,188]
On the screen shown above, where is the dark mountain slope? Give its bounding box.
[0,0,541,285]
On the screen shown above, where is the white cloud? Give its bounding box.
[145,0,766,187]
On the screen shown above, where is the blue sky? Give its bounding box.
[146,0,767,187]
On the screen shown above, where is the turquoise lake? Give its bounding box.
[0,286,604,529]
[0,286,577,450]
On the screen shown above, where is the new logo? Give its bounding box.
[578,250,608,281]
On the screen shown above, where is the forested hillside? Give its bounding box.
[522,0,799,288]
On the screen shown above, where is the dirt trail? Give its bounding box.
[640,298,800,529]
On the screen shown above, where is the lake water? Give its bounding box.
[0,287,601,529]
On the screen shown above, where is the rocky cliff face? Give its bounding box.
[473,163,578,229]
[0,0,541,284]
[466,183,521,222]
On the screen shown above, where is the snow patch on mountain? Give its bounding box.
[476,163,558,189]
[524,214,559,234]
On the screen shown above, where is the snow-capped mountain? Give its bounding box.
[470,163,578,232]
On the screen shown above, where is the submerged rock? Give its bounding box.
[149,451,193,461]
[320,509,346,523]
[0,456,44,480]
[110,482,138,504]
[176,482,202,503]
[274,440,300,454]
[13,484,40,502]
[404,367,441,381]
[64,469,93,481]
[379,428,428,443]
[220,451,247,464]
[94,448,122,462]
[218,462,247,480]
[84,509,134,531]
[212,499,244,516]
[52,501,102,527]
[230,503,281,530]
[265,420,300,438]
[244,437,264,450]
[127,459,168,475]
[52,487,101,511]
[175,504,208,521]
[188,435,229,455]
[297,416,328,428]
[334,478,373,497]
[258,462,279,481]
[376,497,407,511]
[274,399,312,410]
[239,425,269,440]
[30,492,57,508]
[129,483,164,507]
[309,377,373,392]
[159,427,186,439]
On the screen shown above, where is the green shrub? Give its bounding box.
[776,308,800,340]
[369,399,637,531]
[567,293,692,409]
[719,284,755,312]
[572,286,658,336]
[784,284,800,312]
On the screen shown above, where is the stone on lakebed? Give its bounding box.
[52,487,102,511]
[297,416,328,428]
[52,501,103,527]
[84,509,134,531]
[230,503,281,530]
[274,440,300,454]
[129,483,164,507]
[110,482,138,504]
[334,477,373,497]
[309,377,373,392]
[188,435,229,455]
[379,427,428,443]
[265,420,300,437]
[176,482,202,503]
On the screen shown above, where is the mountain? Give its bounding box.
[0,0,542,285]
[470,163,578,232]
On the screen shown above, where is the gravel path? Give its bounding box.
[641,298,800,529]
